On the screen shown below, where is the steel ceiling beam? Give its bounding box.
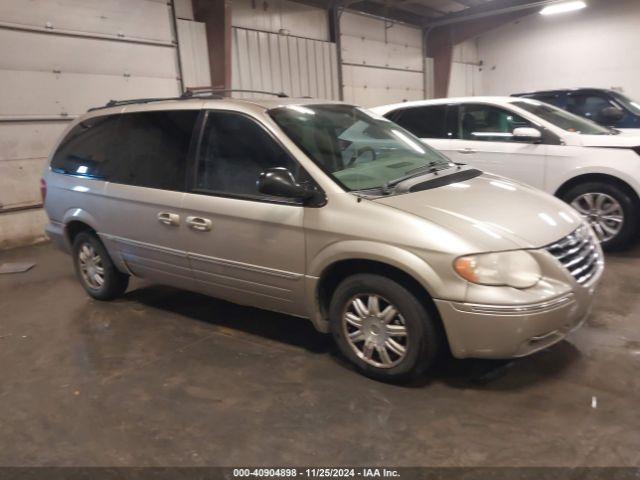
[425,0,571,26]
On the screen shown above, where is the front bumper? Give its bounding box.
[435,280,598,359]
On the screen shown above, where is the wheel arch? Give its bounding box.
[307,240,447,333]
[61,208,100,246]
[555,173,640,205]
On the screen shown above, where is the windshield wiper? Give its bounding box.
[381,162,447,194]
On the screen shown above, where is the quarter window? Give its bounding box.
[51,115,120,178]
[108,110,199,191]
[458,104,533,142]
[195,111,301,198]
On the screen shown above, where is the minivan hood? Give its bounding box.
[374,172,582,251]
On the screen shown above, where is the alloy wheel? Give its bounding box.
[342,293,408,369]
[78,243,105,289]
[571,192,624,242]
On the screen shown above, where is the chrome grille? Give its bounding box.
[545,225,602,285]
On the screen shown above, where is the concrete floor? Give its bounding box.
[0,242,639,467]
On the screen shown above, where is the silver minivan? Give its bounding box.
[42,95,604,381]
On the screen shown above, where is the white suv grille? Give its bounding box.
[545,225,601,285]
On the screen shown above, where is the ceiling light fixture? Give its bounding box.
[540,1,587,15]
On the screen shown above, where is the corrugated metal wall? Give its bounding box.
[231,27,339,100]
[340,11,425,107]
[0,0,184,248]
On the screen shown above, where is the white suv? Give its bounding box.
[372,97,640,250]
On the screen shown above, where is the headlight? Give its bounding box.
[453,250,541,289]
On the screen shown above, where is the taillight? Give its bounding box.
[40,178,47,203]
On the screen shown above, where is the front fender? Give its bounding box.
[305,240,447,332]
[309,240,445,295]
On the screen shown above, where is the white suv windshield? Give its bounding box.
[269,104,452,191]
[512,99,614,135]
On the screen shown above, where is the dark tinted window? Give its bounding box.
[195,111,300,198]
[391,105,448,138]
[566,94,616,124]
[51,115,120,178]
[108,110,198,191]
[513,100,611,135]
[458,104,533,142]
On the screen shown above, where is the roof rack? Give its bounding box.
[181,88,288,99]
[87,88,289,112]
[87,96,185,112]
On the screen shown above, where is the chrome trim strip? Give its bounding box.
[188,252,303,280]
[104,234,187,259]
[192,267,293,294]
[453,293,575,316]
[191,277,293,303]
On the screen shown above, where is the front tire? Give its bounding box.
[562,182,639,251]
[329,274,441,382]
[72,231,129,300]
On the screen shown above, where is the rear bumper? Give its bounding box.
[45,221,70,253]
[435,287,595,359]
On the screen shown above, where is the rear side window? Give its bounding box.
[388,105,448,138]
[194,111,300,198]
[109,110,199,191]
[51,115,120,178]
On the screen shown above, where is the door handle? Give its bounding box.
[186,216,212,232]
[157,212,180,226]
[457,148,477,154]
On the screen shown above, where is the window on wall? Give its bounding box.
[108,110,199,191]
[195,111,302,199]
[566,94,620,124]
[457,104,533,142]
[51,115,120,178]
[389,105,448,139]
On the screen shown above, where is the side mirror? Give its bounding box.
[513,127,542,142]
[599,106,625,123]
[257,167,324,206]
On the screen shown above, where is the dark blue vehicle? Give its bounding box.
[512,88,640,133]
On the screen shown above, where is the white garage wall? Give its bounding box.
[232,0,329,42]
[476,0,640,99]
[340,11,425,107]
[177,19,211,89]
[0,0,183,249]
[448,39,482,98]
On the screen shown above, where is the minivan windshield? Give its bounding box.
[512,99,614,135]
[269,104,452,191]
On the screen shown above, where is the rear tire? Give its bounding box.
[561,182,639,251]
[329,274,441,382]
[72,231,129,300]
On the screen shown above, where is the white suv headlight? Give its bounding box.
[454,250,541,289]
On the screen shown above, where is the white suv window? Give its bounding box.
[458,104,533,142]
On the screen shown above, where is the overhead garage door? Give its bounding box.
[340,11,425,107]
[0,0,182,248]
